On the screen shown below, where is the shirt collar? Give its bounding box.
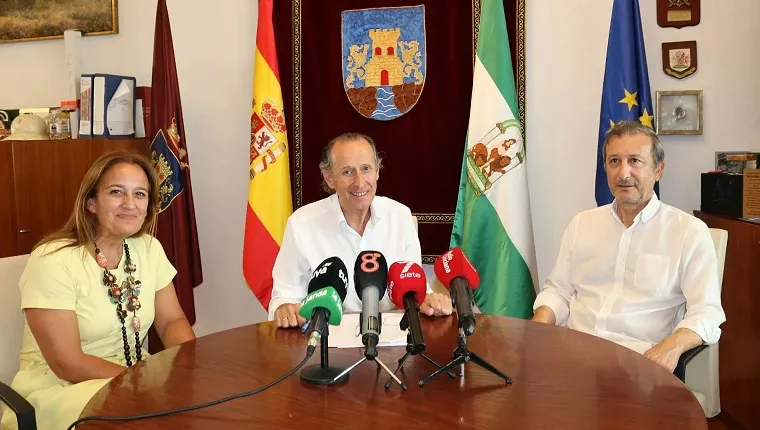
[611,193,661,225]
[331,193,381,228]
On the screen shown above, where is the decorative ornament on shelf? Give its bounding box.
[4,113,49,141]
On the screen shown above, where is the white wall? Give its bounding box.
[0,0,265,338]
[1,1,758,336]
[527,0,760,284]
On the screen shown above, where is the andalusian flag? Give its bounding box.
[450,0,537,318]
[243,0,292,310]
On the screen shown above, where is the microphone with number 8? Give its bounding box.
[433,247,479,336]
[298,257,348,357]
[354,250,388,359]
[387,261,427,354]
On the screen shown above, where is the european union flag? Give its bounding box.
[595,0,656,206]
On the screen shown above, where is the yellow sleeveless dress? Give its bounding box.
[1,235,176,430]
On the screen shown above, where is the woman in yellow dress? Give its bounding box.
[1,152,196,430]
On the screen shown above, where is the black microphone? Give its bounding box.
[298,257,349,356]
[354,250,388,359]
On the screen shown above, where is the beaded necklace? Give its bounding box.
[94,241,142,367]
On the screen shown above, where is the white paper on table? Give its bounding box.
[328,312,408,348]
[93,76,105,135]
[106,79,135,135]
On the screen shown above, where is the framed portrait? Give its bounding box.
[656,90,703,135]
[0,0,118,44]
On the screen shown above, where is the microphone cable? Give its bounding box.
[66,351,313,430]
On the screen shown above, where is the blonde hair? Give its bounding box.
[35,152,161,253]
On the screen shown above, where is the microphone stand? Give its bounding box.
[418,316,512,387]
[300,325,350,385]
[327,313,408,390]
[384,313,455,389]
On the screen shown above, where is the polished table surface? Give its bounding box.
[79,315,706,429]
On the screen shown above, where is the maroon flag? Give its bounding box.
[148,0,203,329]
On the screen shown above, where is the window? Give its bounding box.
[387,47,394,55]
[375,47,381,55]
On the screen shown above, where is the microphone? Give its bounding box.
[298,257,348,356]
[433,247,479,336]
[387,261,427,354]
[354,250,388,359]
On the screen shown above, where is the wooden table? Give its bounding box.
[79,315,706,429]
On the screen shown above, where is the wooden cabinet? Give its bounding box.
[0,138,149,258]
[0,142,18,258]
[694,211,760,428]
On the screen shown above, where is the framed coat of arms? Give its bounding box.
[273,0,526,262]
[662,41,697,79]
[341,6,426,120]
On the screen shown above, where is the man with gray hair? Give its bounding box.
[269,132,452,327]
[532,120,725,372]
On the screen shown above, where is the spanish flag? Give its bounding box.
[243,0,292,310]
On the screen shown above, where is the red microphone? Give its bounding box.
[433,247,478,336]
[388,261,427,353]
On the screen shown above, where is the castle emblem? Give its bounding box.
[149,115,188,212]
[341,6,426,120]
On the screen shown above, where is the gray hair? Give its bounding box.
[319,132,383,193]
[603,120,665,167]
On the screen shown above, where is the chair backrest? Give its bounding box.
[0,255,28,386]
[708,228,728,291]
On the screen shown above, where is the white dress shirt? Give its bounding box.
[533,195,725,354]
[268,194,426,320]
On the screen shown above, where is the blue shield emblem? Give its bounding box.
[341,5,426,121]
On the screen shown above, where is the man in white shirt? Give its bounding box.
[270,133,452,327]
[532,121,725,372]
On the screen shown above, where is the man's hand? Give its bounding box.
[643,339,684,373]
[643,328,703,373]
[531,306,557,325]
[419,292,453,317]
[274,303,307,328]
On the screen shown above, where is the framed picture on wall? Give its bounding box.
[656,90,703,135]
[0,0,118,44]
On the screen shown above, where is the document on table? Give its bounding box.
[327,312,408,348]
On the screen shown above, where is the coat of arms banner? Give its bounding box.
[273,0,526,262]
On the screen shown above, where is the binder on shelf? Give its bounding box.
[91,74,137,138]
[79,74,94,138]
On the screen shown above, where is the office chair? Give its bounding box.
[675,227,727,418]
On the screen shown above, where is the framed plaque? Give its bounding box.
[657,0,700,28]
[656,90,703,135]
[662,41,697,79]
